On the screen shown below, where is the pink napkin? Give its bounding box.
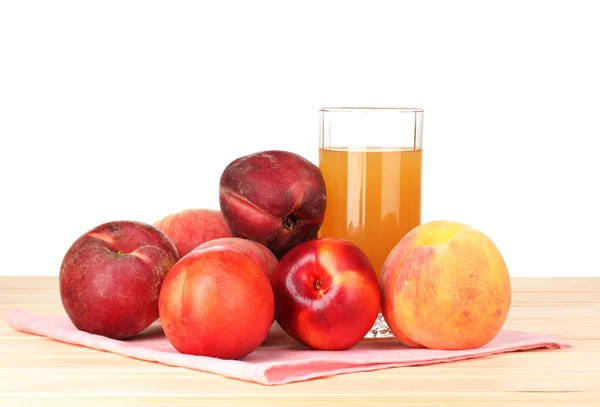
[7,308,570,385]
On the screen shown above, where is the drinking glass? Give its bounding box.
[318,107,424,338]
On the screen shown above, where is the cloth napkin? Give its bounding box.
[7,308,570,385]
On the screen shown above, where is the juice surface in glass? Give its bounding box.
[318,147,422,278]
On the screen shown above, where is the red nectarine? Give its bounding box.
[270,237,380,350]
[219,150,327,259]
[159,245,274,359]
[59,220,179,339]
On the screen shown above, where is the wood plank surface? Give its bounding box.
[0,276,598,406]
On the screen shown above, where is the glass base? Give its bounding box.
[364,313,395,339]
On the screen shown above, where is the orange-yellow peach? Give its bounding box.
[380,220,511,350]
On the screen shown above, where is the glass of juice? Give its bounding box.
[318,107,423,338]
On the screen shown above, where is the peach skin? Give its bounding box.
[380,220,512,350]
[194,237,277,277]
[154,208,231,258]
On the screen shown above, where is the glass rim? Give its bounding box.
[320,107,423,113]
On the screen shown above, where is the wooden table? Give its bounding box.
[1,277,598,406]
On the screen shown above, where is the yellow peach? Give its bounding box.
[380,220,511,350]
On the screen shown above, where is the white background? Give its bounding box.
[1,1,598,277]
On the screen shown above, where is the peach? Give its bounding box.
[270,237,380,350]
[380,220,512,350]
[194,237,278,277]
[59,220,179,339]
[153,208,231,257]
[219,150,327,259]
[158,245,274,359]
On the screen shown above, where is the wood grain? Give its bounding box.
[0,277,599,406]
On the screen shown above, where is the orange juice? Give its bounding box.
[318,147,422,278]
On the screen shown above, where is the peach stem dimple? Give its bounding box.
[314,280,322,290]
[282,214,297,230]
